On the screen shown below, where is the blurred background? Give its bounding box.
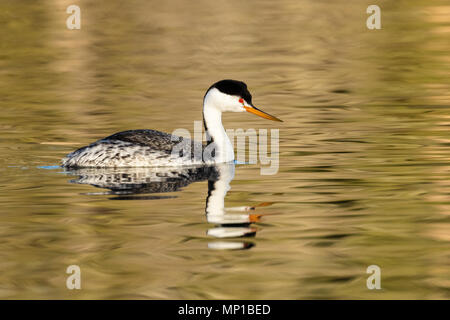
[0,0,449,299]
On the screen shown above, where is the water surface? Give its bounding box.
[0,0,450,299]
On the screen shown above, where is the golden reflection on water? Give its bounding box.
[0,0,450,299]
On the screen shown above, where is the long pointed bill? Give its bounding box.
[244,106,283,122]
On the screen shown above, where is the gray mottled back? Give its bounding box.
[62,129,207,167]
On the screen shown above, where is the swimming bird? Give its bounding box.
[61,79,282,168]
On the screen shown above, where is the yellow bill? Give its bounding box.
[244,106,283,122]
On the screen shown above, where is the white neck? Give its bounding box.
[203,92,235,163]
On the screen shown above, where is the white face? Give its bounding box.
[204,88,251,113]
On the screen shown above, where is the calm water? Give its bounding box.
[1,0,450,299]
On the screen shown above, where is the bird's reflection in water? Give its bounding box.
[66,163,271,250]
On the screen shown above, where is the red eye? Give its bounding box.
[239,98,244,104]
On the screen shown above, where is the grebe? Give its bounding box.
[62,79,282,168]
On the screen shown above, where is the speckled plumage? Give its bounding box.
[62,129,207,168]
